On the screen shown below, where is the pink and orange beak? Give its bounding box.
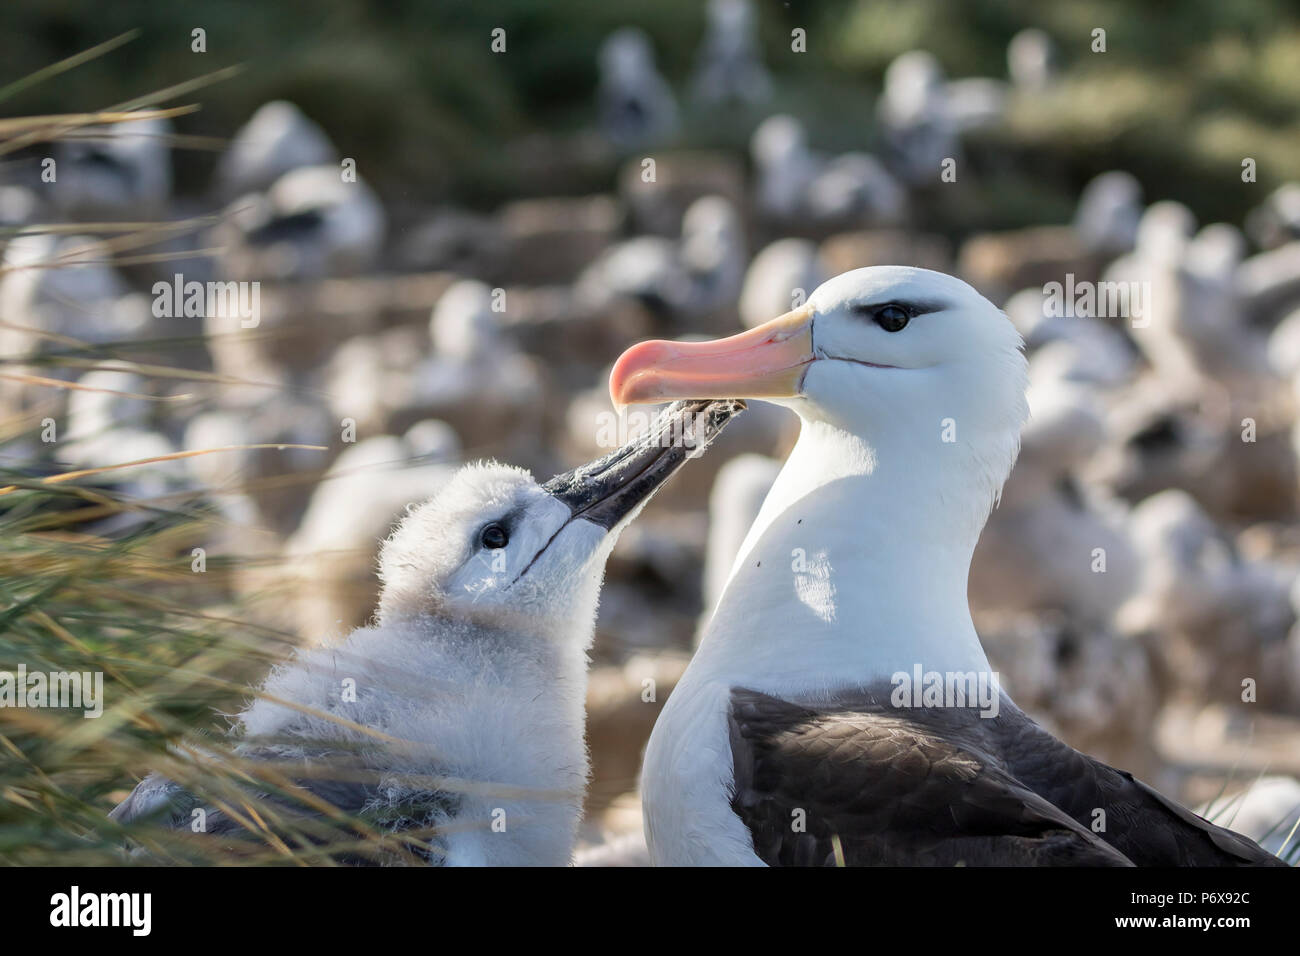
[609,305,816,407]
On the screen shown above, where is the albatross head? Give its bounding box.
[611,266,1028,518]
[377,399,742,643]
[612,268,1025,682]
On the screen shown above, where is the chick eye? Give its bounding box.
[480,523,508,550]
[874,304,910,333]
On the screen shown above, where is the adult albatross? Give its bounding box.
[610,265,1282,867]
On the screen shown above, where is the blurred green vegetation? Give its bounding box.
[2,0,1299,227]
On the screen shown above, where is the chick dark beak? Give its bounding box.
[543,398,744,529]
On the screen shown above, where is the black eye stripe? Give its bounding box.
[851,302,906,317]
[848,298,948,319]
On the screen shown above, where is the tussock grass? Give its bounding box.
[0,475,563,866]
[0,480,262,864]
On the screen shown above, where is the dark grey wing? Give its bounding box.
[109,759,460,865]
[109,770,307,841]
[997,712,1286,867]
[109,772,199,828]
[728,688,1134,867]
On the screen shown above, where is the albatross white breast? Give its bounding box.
[610,265,1283,867]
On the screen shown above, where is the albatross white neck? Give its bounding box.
[693,411,995,695]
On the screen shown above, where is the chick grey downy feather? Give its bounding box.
[110,400,741,865]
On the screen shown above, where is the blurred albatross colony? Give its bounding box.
[2,0,1300,863]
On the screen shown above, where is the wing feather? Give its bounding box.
[728,686,1283,867]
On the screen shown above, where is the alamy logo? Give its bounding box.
[890,665,1001,718]
[0,665,103,718]
[49,886,151,936]
[152,273,261,328]
[1042,273,1150,326]
[594,409,714,457]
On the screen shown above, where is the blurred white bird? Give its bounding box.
[1119,489,1295,689]
[598,28,678,150]
[216,165,386,280]
[738,238,828,330]
[0,234,140,355]
[1245,182,1300,251]
[750,114,905,226]
[691,0,771,107]
[576,195,746,322]
[972,356,1141,627]
[1006,28,1057,91]
[1111,205,1273,394]
[1074,170,1143,255]
[53,115,172,220]
[878,50,1005,184]
[1002,287,1138,387]
[216,101,338,199]
[182,396,333,537]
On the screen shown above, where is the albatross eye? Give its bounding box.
[874,304,911,333]
[480,523,508,550]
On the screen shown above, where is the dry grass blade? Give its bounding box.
[0,105,198,136]
[0,371,192,402]
[0,106,201,159]
[0,444,328,496]
[8,217,220,236]
[7,353,296,394]
[80,247,225,268]
[0,218,214,277]
[106,65,244,114]
[0,29,141,104]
